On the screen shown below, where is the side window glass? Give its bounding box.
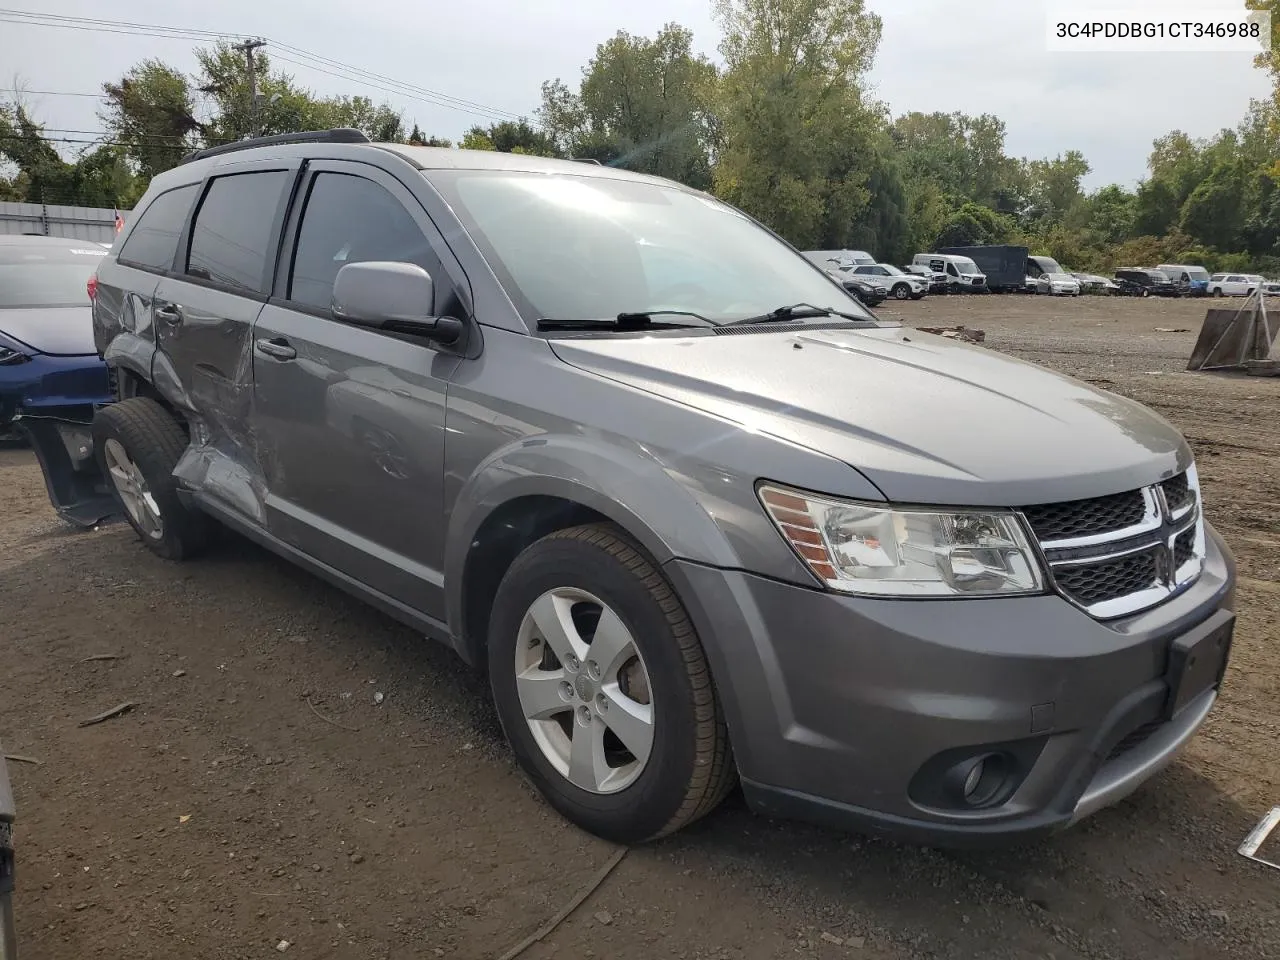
[947,263,958,277]
[289,173,441,313]
[187,171,289,293]
[118,184,199,271]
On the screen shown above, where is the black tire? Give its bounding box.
[488,523,735,843]
[92,397,212,560]
[1213,288,1224,297]
[892,283,911,300]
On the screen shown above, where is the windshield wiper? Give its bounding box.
[725,303,871,326]
[538,310,715,331]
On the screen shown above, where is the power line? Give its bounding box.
[0,87,218,102]
[0,9,528,122]
[269,53,518,122]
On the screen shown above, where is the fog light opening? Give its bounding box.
[956,753,1009,808]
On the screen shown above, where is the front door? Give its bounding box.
[250,161,468,619]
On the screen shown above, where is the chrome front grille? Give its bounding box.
[1022,465,1206,620]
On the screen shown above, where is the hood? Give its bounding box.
[0,305,96,356]
[550,325,1189,506]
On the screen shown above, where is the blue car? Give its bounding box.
[0,235,112,425]
[1,235,118,526]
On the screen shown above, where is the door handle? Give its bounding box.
[255,337,297,361]
[154,304,182,325]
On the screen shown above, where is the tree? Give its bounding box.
[1180,163,1247,250]
[407,123,452,147]
[1132,177,1179,236]
[1085,184,1137,246]
[540,24,718,184]
[462,120,559,156]
[891,111,1021,212]
[100,60,200,180]
[845,144,910,262]
[934,201,1014,248]
[195,42,403,144]
[0,101,136,205]
[712,0,884,248]
[1023,150,1091,227]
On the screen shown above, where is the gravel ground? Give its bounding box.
[0,293,1277,960]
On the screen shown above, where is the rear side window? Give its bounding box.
[187,171,289,293]
[118,184,198,271]
[288,172,439,312]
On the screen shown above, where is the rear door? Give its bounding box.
[152,161,298,515]
[97,182,202,360]
[250,160,468,618]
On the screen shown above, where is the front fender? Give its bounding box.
[443,433,744,632]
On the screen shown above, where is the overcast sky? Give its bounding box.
[1,0,1271,190]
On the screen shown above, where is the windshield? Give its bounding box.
[0,249,105,308]
[1048,273,1074,281]
[1185,268,1209,281]
[954,258,980,275]
[426,170,873,325]
[878,264,906,276]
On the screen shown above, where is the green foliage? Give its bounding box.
[711,0,883,248]
[934,202,1014,248]
[0,102,137,205]
[539,24,718,184]
[463,120,559,157]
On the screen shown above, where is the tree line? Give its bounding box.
[3,0,1278,275]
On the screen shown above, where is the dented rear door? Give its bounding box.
[154,161,299,523]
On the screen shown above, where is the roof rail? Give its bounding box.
[180,128,371,165]
[572,157,603,165]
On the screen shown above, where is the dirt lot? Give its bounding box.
[1,294,1278,960]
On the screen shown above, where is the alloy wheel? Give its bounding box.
[515,587,654,794]
[103,438,164,540]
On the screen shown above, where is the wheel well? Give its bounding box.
[460,495,610,665]
[115,368,187,434]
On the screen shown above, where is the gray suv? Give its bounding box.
[54,129,1235,846]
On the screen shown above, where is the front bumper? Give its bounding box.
[665,523,1235,846]
[0,352,112,427]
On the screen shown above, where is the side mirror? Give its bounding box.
[331,261,463,346]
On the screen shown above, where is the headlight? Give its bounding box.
[759,485,1044,597]
[0,346,29,366]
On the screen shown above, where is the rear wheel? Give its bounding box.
[92,398,212,560]
[488,524,735,843]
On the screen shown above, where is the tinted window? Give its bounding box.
[118,184,198,271]
[289,173,439,312]
[187,171,289,293]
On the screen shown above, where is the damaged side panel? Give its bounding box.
[151,276,270,525]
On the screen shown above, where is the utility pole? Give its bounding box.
[231,39,267,138]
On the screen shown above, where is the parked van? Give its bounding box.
[913,253,987,291]
[1026,255,1065,279]
[1157,264,1210,297]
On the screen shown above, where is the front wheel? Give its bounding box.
[92,398,212,560]
[892,283,911,300]
[488,524,735,843]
